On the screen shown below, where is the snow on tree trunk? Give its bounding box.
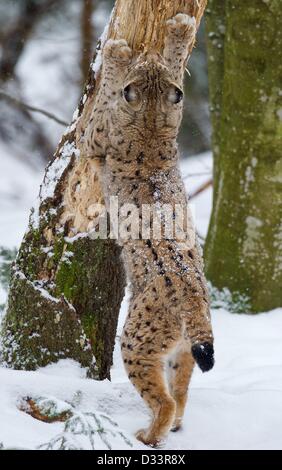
[205,0,282,313]
[1,0,207,376]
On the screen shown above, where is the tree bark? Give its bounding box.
[107,0,206,49]
[204,0,282,313]
[80,0,95,86]
[205,0,227,200]
[1,0,207,378]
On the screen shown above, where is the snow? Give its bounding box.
[181,151,213,238]
[1,150,282,450]
[91,25,109,77]
[243,216,264,261]
[40,141,79,202]
[0,144,43,250]
[0,362,138,450]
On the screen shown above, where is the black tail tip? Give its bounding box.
[192,342,214,372]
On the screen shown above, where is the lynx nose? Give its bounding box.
[192,342,214,372]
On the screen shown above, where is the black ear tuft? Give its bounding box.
[192,342,214,372]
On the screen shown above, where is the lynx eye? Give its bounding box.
[123,84,138,103]
[168,86,184,104]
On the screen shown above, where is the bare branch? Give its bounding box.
[189,178,213,200]
[183,171,212,179]
[0,90,68,127]
[81,0,95,85]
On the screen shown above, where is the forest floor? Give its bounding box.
[0,151,281,450]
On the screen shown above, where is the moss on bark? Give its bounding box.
[205,0,282,312]
[205,0,227,198]
[54,237,125,378]
[1,274,93,370]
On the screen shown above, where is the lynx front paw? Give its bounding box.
[166,13,196,40]
[103,39,132,65]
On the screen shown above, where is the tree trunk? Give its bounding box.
[205,0,282,313]
[0,0,61,82]
[205,0,227,199]
[80,0,95,86]
[0,0,64,163]
[1,0,207,378]
[107,0,206,49]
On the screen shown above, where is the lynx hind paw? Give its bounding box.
[103,39,132,64]
[171,418,183,433]
[135,429,164,448]
[167,13,196,38]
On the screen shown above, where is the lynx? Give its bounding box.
[85,14,214,446]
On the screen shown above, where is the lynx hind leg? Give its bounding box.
[121,311,177,446]
[122,350,176,447]
[135,362,176,447]
[168,347,195,432]
[164,13,197,83]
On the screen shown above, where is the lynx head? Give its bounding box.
[116,54,185,139]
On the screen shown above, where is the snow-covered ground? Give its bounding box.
[0,150,281,450]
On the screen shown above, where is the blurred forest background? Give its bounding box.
[0,0,211,172]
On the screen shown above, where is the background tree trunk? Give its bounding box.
[0,0,64,163]
[0,0,61,82]
[81,0,95,86]
[205,0,226,202]
[205,0,282,313]
[1,0,207,378]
